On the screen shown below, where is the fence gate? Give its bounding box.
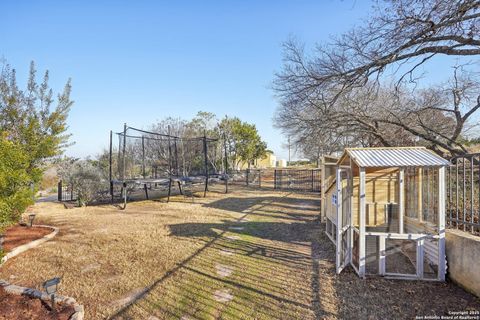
[447,154,480,235]
[57,180,78,202]
[274,169,321,192]
[246,169,262,188]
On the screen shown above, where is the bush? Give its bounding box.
[0,61,73,228]
[58,160,105,206]
[0,136,34,231]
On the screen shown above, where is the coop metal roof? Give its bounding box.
[341,147,450,167]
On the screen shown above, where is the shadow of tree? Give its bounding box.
[169,220,316,244]
[202,195,320,217]
[109,192,327,319]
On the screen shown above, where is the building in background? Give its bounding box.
[236,152,286,169]
[253,152,276,168]
[277,159,287,168]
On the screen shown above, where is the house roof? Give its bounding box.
[340,147,450,168]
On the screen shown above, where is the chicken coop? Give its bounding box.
[324,147,449,280]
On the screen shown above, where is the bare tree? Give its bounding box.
[274,0,480,157]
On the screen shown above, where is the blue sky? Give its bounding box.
[1,1,464,159]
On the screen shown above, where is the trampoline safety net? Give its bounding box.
[111,125,223,182]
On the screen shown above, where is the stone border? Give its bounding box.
[0,225,59,266]
[0,279,84,319]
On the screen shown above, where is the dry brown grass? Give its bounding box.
[0,185,478,319]
[2,186,318,319]
[1,187,246,318]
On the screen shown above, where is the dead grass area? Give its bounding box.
[0,185,478,319]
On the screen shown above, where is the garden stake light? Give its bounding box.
[43,277,61,312]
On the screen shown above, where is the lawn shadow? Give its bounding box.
[203,195,320,216]
[169,220,316,248]
[108,192,328,319]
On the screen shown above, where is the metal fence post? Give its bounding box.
[110,181,114,203]
[58,180,62,201]
[274,170,277,189]
[311,170,314,192]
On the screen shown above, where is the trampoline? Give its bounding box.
[108,124,228,209]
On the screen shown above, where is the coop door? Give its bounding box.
[336,168,351,274]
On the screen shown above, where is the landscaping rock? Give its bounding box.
[215,264,233,277]
[213,289,233,303]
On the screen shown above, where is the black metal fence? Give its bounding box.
[447,154,480,235]
[57,180,78,202]
[225,169,321,192]
[246,169,262,187]
[56,169,322,204]
[227,170,263,187]
[224,168,321,192]
[274,169,321,192]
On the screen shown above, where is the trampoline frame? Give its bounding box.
[109,123,228,209]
